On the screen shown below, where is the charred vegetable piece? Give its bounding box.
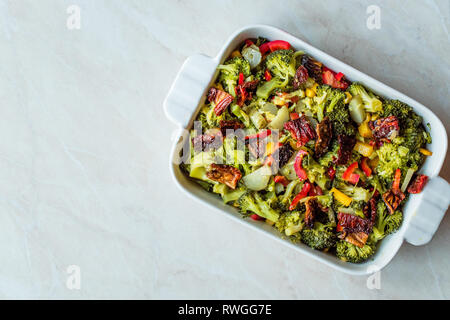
[235,80,259,106]
[219,120,244,136]
[192,133,222,152]
[315,116,332,157]
[301,55,322,82]
[271,143,294,171]
[344,231,369,248]
[206,164,242,189]
[382,189,405,215]
[304,197,318,228]
[293,65,309,90]
[207,87,234,116]
[284,115,316,147]
[336,135,356,165]
[407,174,429,194]
[369,116,400,141]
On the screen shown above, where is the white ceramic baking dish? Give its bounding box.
[164,25,450,275]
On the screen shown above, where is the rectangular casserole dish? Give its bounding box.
[164,25,450,275]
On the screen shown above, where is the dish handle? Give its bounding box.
[164,54,217,128]
[404,176,450,246]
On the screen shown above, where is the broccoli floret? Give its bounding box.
[275,210,305,240]
[302,155,330,190]
[237,191,279,222]
[256,77,286,100]
[336,241,375,263]
[322,86,356,136]
[373,201,403,239]
[348,83,383,113]
[265,49,296,86]
[217,57,251,96]
[376,138,423,182]
[318,140,339,167]
[382,99,412,122]
[333,181,371,202]
[301,222,336,250]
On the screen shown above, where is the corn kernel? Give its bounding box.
[230,50,241,58]
[344,92,352,104]
[305,88,315,98]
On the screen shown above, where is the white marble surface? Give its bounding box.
[0,0,449,299]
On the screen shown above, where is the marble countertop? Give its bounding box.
[0,0,449,299]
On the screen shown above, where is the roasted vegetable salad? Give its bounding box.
[180,38,432,263]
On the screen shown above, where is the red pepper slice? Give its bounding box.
[274,175,290,187]
[293,149,309,181]
[264,69,272,81]
[290,112,300,120]
[392,168,402,191]
[289,182,312,211]
[342,162,359,182]
[322,70,348,90]
[245,129,272,140]
[348,173,360,185]
[259,40,291,54]
[245,39,254,47]
[335,72,345,81]
[361,158,372,177]
[238,72,244,85]
[250,214,263,221]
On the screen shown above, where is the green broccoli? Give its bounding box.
[275,210,305,241]
[373,201,403,239]
[302,154,330,190]
[336,241,375,263]
[382,99,412,122]
[322,86,356,136]
[238,191,279,222]
[348,83,383,113]
[301,222,336,250]
[217,57,251,96]
[264,49,296,86]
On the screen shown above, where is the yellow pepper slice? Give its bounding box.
[331,188,352,207]
[419,148,433,156]
[354,141,374,157]
[231,50,242,58]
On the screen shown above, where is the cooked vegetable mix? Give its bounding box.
[181,38,432,263]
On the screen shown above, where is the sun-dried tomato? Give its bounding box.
[301,55,322,83]
[235,80,259,106]
[337,212,373,234]
[192,134,222,152]
[382,188,405,214]
[293,65,309,89]
[207,87,234,116]
[315,116,332,157]
[206,164,242,189]
[407,174,429,194]
[219,120,244,137]
[369,116,400,140]
[336,135,356,165]
[284,115,316,147]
